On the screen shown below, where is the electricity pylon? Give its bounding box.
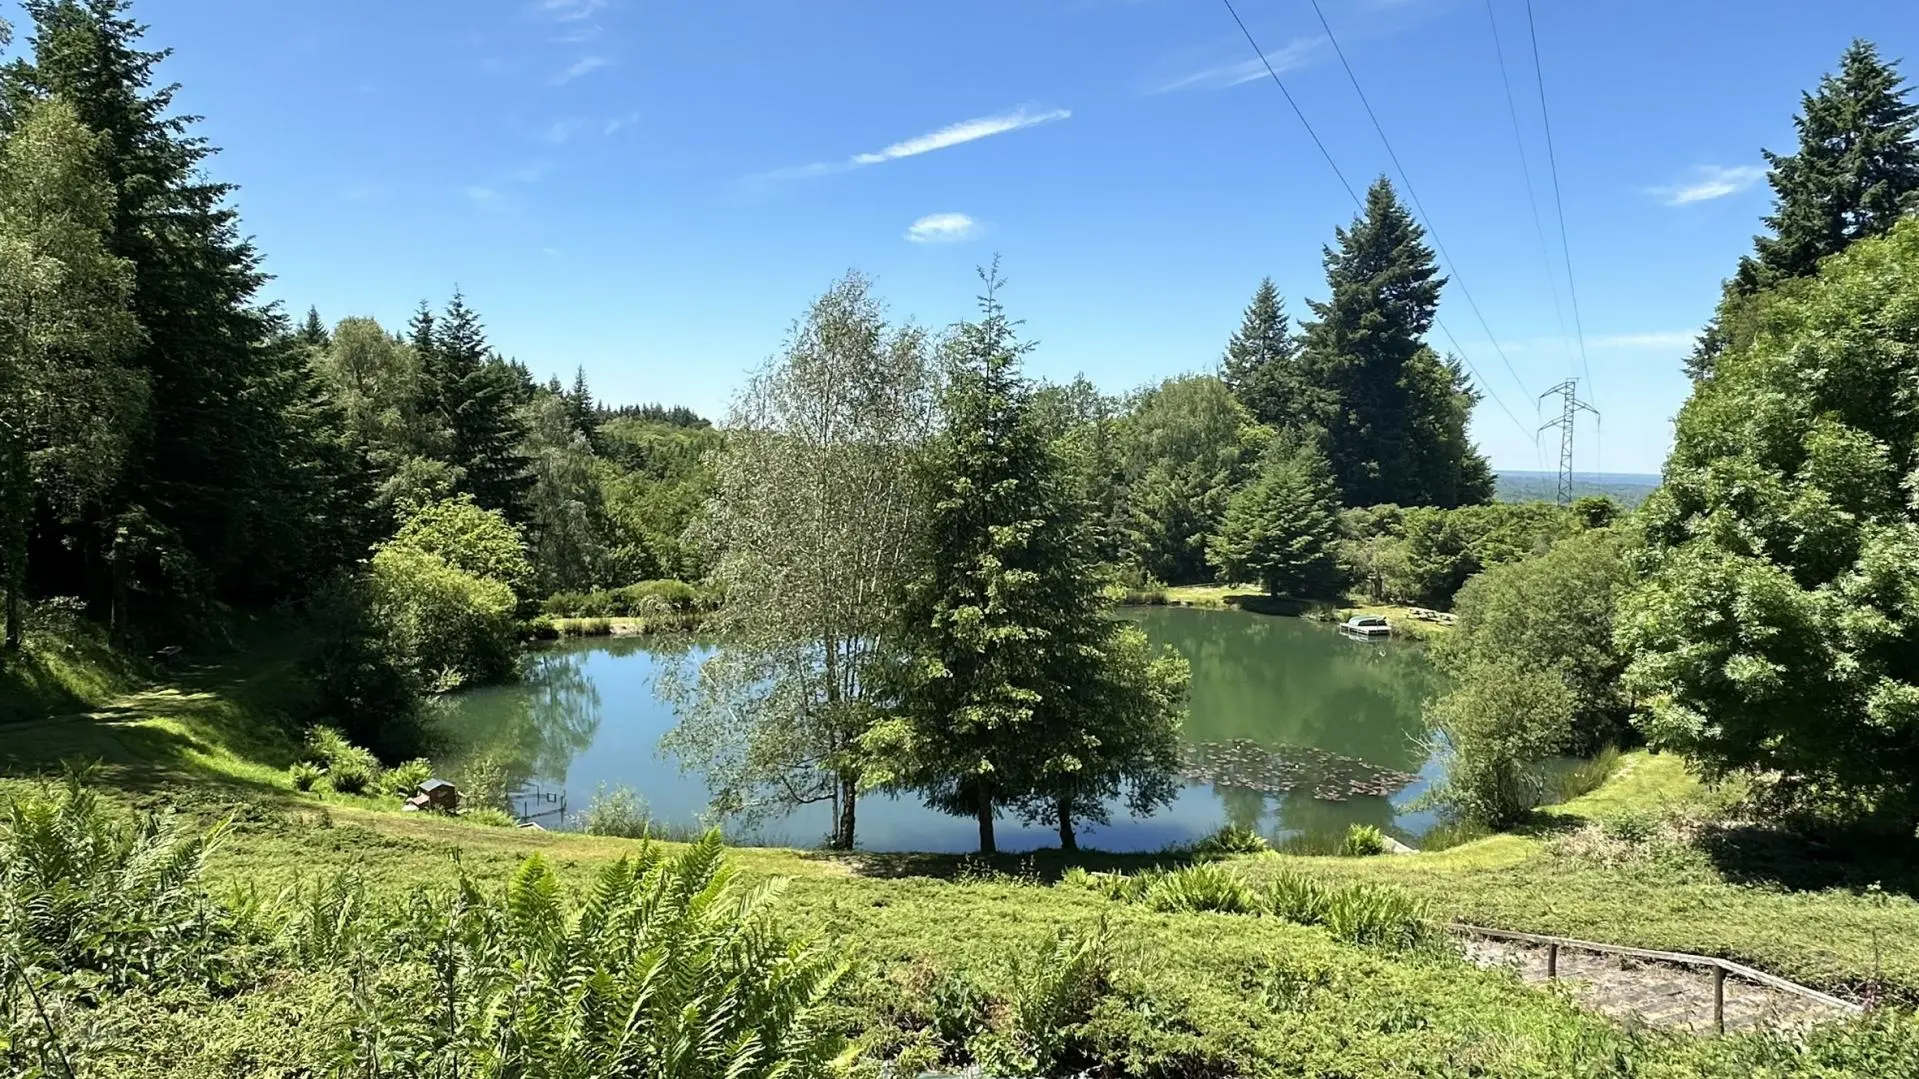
[1539,379,1598,506]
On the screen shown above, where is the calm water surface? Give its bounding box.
[437,607,1445,852]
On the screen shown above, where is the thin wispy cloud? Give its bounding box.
[603,111,641,136]
[339,182,385,203]
[464,185,502,207]
[1648,164,1765,206]
[551,55,611,86]
[539,0,607,21]
[551,27,600,44]
[1589,331,1697,350]
[747,105,1071,188]
[905,213,982,243]
[1152,36,1325,93]
[854,107,1070,164]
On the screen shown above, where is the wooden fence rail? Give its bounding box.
[1450,923,1863,1034]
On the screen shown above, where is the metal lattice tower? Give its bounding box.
[1538,379,1598,505]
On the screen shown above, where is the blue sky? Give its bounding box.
[6,0,1916,473]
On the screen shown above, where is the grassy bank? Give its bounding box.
[6,626,1918,1074]
[1129,584,1450,640]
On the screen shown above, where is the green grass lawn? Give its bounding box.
[7,624,1919,1074]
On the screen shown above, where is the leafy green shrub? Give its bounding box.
[456,755,511,813]
[578,783,653,838]
[927,969,992,1052]
[368,544,519,692]
[325,757,375,795]
[336,834,848,1078]
[971,921,1113,1076]
[461,807,518,828]
[277,872,375,969]
[0,774,242,990]
[1262,869,1332,925]
[1060,866,1154,902]
[302,727,382,796]
[1320,884,1430,948]
[561,616,614,637]
[376,758,434,800]
[519,614,559,641]
[1600,806,1662,846]
[1193,823,1270,856]
[288,762,322,792]
[388,494,532,600]
[1339,824,1388,857]
[303,573,428,762]
[1144,863,1260,914]
[1424,658,1579,828]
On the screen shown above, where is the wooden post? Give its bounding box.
[1713,965,1727,1034]
[1546,943,1558,979]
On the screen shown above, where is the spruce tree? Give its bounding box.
[3,0,352,618]
[1690,40,1919,380]
[1206,437,1343,599]
[298,305,329,348]
[429,292,531,518]
[1219,278,1307,429]
[1300,177,1485,508]
[567,365,598,440]
[870,271,1183,854]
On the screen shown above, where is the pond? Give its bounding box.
[436,607,1446,853]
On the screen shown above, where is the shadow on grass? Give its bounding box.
[1,636,311,796]
[1694,822,1919,900]
[825,846,1208,882]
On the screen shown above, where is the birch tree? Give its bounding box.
[664,272,938,849]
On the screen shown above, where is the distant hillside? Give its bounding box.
[1494,470,1661,508]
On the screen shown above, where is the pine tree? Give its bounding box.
[1300,177,1486,508]
[1689,40,1919,380]
[869,270,1185,853]
[1219,278,1307,429]
[1206,437,1343,599]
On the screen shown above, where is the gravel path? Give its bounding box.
[1461,937,1854,1034]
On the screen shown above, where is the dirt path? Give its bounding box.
[1461,936,1855,1033]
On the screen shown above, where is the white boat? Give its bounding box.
[1338,614,1392,638]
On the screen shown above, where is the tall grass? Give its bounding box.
[1553,745,1624,803]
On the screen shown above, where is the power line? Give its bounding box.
[1523,0,1595,405]
[1538,378,1598,505]
[1219,0,1359,205]
[1303,0,1532,406]
[1485,0,1575,379]
[1215,0,1537,448]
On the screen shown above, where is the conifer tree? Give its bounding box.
[567,365,598,441]
[868,270,1186,853]
[297,305,329,348]
[1300,177,1488,508]
[1206,436,1343,599]
[1689,40,1919,380]
[429,291,531,518]
[1219,277,1308,429]
[3,0,352,618]
[0,96,143,647]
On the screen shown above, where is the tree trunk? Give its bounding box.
[831,771,857,850]
[1056,797,1077,851]
[975,787,996,855]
